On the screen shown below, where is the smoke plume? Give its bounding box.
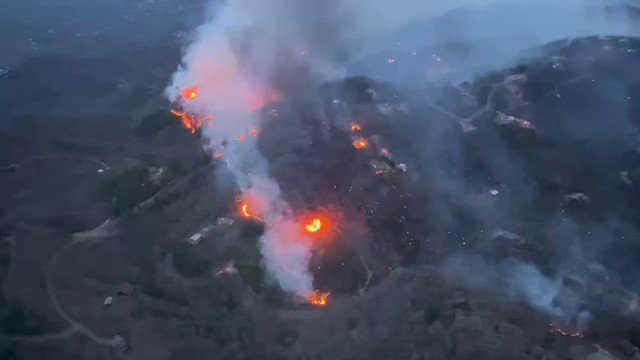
[166,0,640,316]
[165,0,356,298]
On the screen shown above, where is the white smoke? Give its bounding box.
[165,0,354,298]
[505,263,576,319]
[166,0,639,298]
[444,255,590,330]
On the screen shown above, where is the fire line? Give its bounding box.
[307,291,330,306]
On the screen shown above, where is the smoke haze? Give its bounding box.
[166,0,640,321]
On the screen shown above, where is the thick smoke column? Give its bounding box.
[165,0,351,298]
[166,0,640,310]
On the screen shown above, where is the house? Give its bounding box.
[189,233,203,244]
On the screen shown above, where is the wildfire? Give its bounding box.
[351,123,362,131]
[307,290,330,307]
[170,109,211,134]
[300,213,333,237]
[237,135,244,141]
[353,138,368,149]
[181,86,198,101]
[238,200,263,222]
[241,203,251,218]
[305,218,322,233]
[250,128,258,136]
[298,210,339,240]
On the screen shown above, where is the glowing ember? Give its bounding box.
[237,135,244,141]
[549,324,583,338]
[353,138,368,149]
[520,120,534,129]
[381,148,389,155]
[305,218,322,233]
[170,108,211,134]
[250,128,258,136]
[307,290,330,307]
[181,86,198,100]
[214,262,237,276]
[351,123,362,131]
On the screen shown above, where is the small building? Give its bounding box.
[565,192,591,203]
[189,233,203,244]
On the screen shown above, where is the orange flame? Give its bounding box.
[351,123,362,131]
[237,135,244,141]
[238,200,261,221]
[170,108,211,134]
[250,128,258,136]
[181,86,198,101]
[299,212,336,239]
[353,138,368,149]
[307,290,330,307]
[305,218,322,233]
[236,192,271,222]
[241,204,251,218]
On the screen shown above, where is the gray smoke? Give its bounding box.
[166,0,640,312]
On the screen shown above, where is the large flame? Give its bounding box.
[305,218,322,233]
[300,213,333,238]
[353,138,368,149]
[181,86,199,101]
[236,188,274,221]
[307,290,330,307]
[298,210,339,241]
[238,200,261,221]
[241,204,251,218]
[170,109,212,134]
